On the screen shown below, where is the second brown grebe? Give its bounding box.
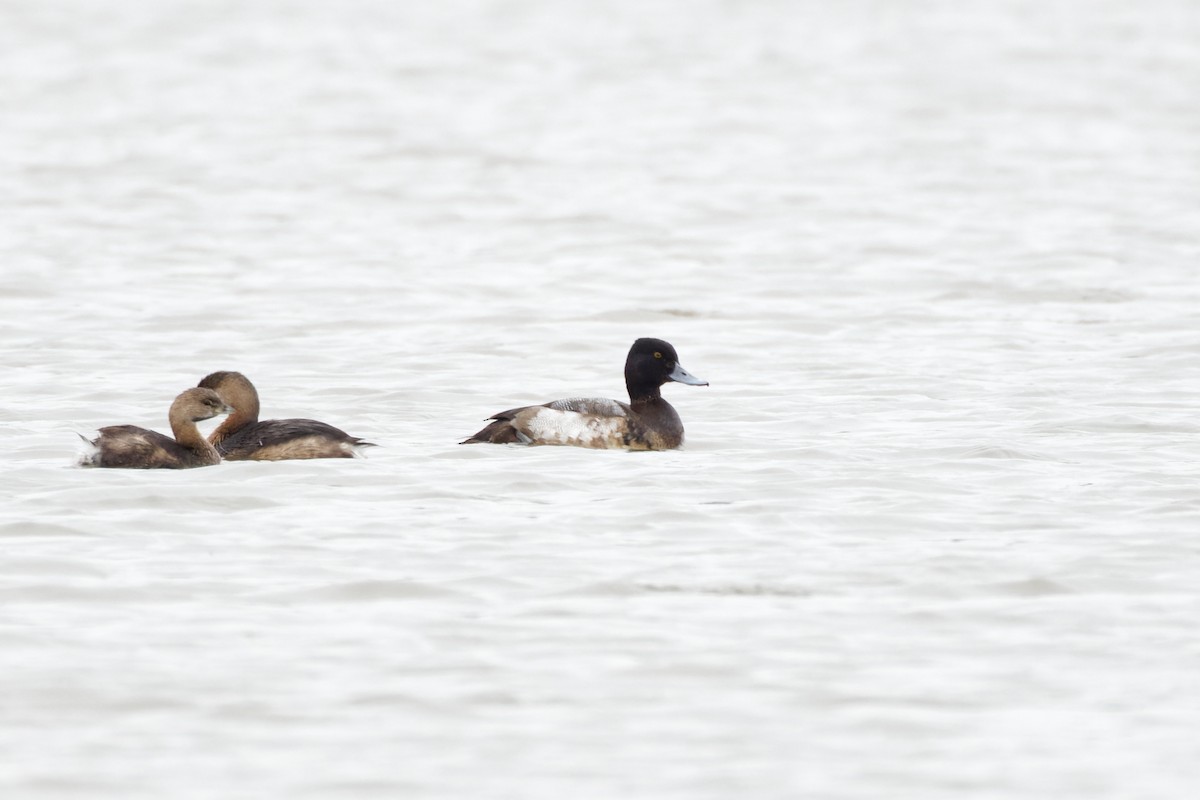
[198,371,375,460]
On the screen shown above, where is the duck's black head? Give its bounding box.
[624,338,708,402]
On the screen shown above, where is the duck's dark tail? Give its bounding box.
[460,418,524,445]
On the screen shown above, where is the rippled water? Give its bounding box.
[2,0,1199,797]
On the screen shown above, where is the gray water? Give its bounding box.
[2,1,1199,797]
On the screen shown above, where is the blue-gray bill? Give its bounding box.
[669,363,708,386]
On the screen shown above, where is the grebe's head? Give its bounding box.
[175,387,233,421]
[198,371,259,417]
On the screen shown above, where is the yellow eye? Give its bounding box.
[654,352,663,359]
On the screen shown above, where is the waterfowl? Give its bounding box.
[462,338,708,450]
[79,387,232,469]
[197,371,375,460]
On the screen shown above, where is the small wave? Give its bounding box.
[0,521,93,538]
[954,444,1056,460]
[563,580,810,598]
[986,577,1075,596]
[0,558,105,578]
[1031,415,1200,435]
[639,582,812,597]
[260,580,469,604]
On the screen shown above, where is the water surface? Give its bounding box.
[2,1,1199,797]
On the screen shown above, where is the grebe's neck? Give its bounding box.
[210,405,255,445]
[208,381,259,445]
[170,408,220,460]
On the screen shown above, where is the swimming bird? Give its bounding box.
[80,387,232,469]
[198,371,375,460]
[462,337,707,450]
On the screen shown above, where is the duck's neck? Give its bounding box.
[209,402,258,445]
[627,380,664,407]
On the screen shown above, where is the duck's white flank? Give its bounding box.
[519,403,628,448]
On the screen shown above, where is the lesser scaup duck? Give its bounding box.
[198,371,375,460]
[462,338,708,450]
[80,387,232,469]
